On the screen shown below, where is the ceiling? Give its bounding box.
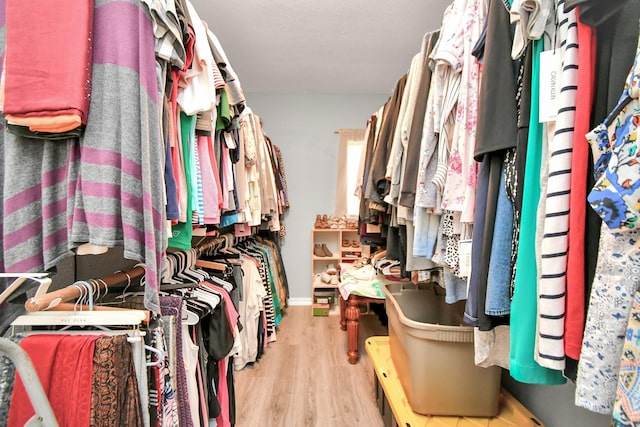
[191,0,450,95]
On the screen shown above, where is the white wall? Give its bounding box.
[245,92,388,303]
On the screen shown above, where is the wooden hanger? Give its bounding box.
[195,259,227,271]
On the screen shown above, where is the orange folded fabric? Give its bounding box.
[3,0,93,130]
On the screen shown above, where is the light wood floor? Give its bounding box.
[233,305,388,427]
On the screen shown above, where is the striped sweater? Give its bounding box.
[536,1,578,370]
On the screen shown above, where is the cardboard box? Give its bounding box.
[314,289,335,305]
[312,303,330,316]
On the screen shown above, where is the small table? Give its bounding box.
[339,293,385,364]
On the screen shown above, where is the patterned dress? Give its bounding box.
[576,25,640,414]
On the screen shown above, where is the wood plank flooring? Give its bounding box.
[233,306,388,427]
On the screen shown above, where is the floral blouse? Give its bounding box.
[587,34,640,232]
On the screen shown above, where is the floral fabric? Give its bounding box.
[612,290,640,426]
[586,30,640,232]
[576,25,640,414]
[575,226,640,413]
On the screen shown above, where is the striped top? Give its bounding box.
[536,0,578,370]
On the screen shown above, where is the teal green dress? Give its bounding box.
[169,113,196,250]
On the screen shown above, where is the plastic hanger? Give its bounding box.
[0,273,52,306]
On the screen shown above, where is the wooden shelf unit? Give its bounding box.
[311,228,363,315]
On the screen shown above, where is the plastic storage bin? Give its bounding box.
[383,282,502,417]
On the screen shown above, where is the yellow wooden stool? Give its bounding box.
[365,336,545,427]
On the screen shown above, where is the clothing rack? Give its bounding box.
[24,265,146,312]
[23,232,257,313]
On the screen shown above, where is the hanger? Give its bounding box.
[24,266,146,312]
[195,258,228,271]
[181,297,201,326]
[190,286,221,310]
[184,249,209,282]
[11,309,148,328]
[206,275,234,293]
[12,301,149,345]
[221,234,241,257]
[0,273,52,306]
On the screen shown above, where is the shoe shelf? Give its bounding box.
[311,227,364,316]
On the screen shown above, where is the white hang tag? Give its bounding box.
[458,239,473,279]
[538,49,562,123]
[224,132,237,149]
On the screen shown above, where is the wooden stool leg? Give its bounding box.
[346,295,361,364]
[340,296,347,331]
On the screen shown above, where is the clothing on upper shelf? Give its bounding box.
[2,0,93,134]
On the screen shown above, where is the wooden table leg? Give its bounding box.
[340,296,347,331]
[346,295,361,364]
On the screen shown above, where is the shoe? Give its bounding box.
[330,275,340,285]
[342,240,350,248]
[315,214,329,229]
[320,271,332,283]
[313,274,323,286]
[352,258,370,269]
[321,243,333,257]
[325,263,337,275]
[351,240,359,248]
[346,217,358,229]
[314,244,325,257]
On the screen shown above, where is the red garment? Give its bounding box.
[192,326,209,427]
[3,0,93,127]
[208,135,225,209]
[565,10,596,360]
[215,358,230,427]
[8,334,98,427]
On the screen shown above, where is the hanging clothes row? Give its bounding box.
[354,0,640,422]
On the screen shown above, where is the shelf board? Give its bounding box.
[312,283,339,289]
[313,228,359,232]
[312,256,340,261]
